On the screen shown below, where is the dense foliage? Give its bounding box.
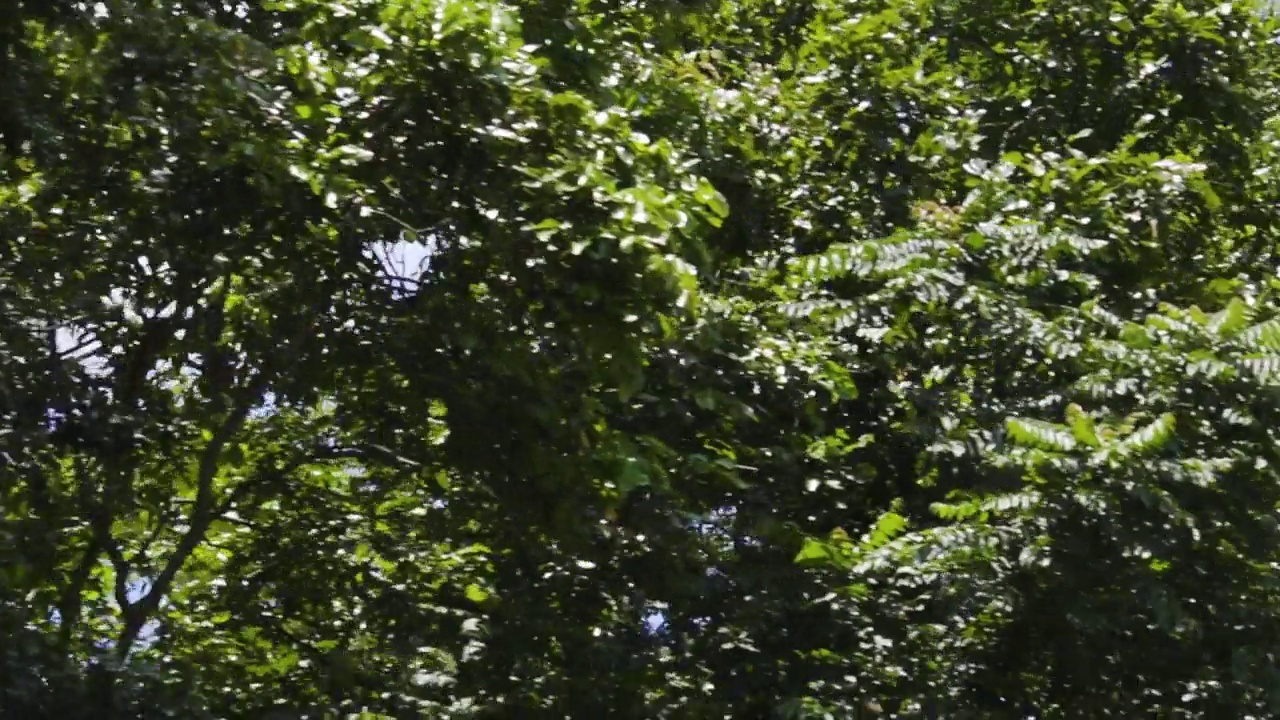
[5,0,1280,717]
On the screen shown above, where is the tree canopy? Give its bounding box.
[5,0,1280,717]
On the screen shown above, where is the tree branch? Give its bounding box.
[57,332,102,362]
[115,379,264,660]
[112,310,316,659]
[57,537,100,652]
[75,453,134,625]
[103,531,133,617]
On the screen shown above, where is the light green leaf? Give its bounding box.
[464,584,490,605]
[794,538,832,565]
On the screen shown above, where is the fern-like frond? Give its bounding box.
[1206,298,1252,338]
[1117,413,1176,456]
[1235,317,1280,352]
[1186,353,1236,380]
[976,221,1107,263]
[1237,354,1280,384]
[789,242,874,284]
[1006,417,1077,453]
[787,236,955,286]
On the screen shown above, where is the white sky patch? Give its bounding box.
[366,232,438,297]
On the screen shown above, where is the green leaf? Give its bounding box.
[616,457,650,493]
[866,511,907,549]
[794,538,833,565]
[694,178,730,219]
[464,584,490,605]
[1065,404,1101,448]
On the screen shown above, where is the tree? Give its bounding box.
[4,0,1280,718]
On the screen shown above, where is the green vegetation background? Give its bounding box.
[4,0,1280,717]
